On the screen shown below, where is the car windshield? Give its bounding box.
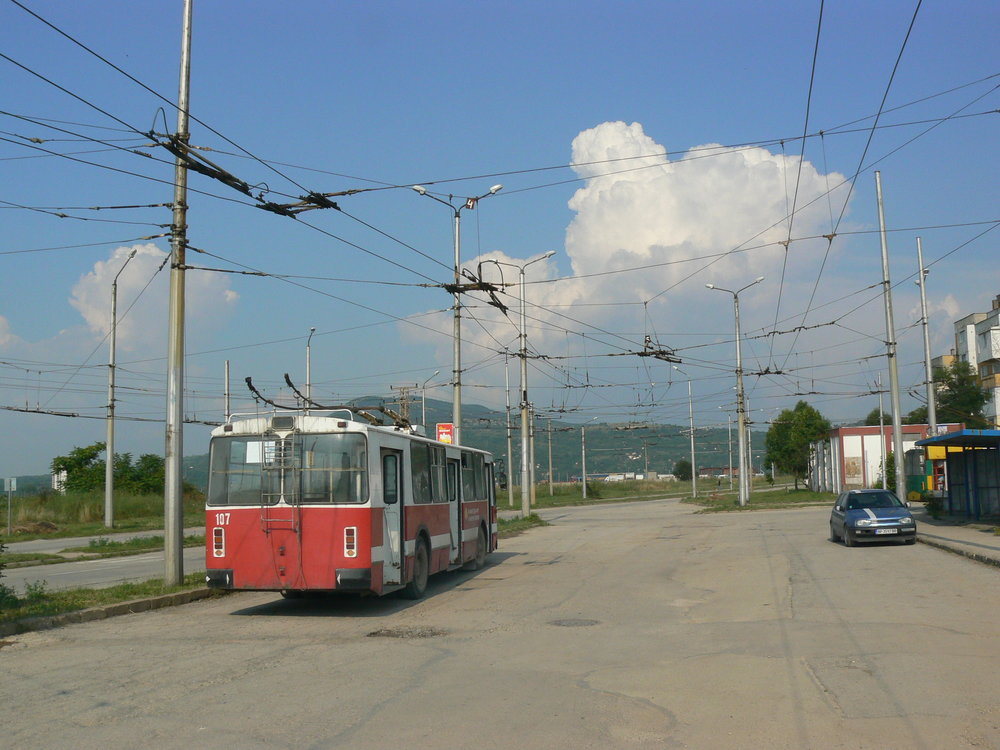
[846,492,903,510]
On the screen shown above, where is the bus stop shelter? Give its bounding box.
[915,429,1000,520]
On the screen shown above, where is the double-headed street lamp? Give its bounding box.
[706,276,763,507]
[105,248,137,529]
[478,250,556,517]
[412,184,503,446]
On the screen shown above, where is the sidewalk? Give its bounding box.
[910,504,1000,568]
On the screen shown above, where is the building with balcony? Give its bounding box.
[954,293,1000,427]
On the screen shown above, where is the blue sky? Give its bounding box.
[2,0,998,477]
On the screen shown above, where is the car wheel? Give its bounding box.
[829,523,840,542]
[905,537,916,545]
[402,538,429,600]
[843,528,853,547]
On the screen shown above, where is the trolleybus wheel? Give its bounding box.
[402,539,429,599]
[464,526,487,571]
[280,590,304,599]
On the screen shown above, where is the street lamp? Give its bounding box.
[706,276,764,507]
[412,183,503,446]
[421,370,440,429]
[478,250,556,517]
[305,327,316,415]
[105,248,137,529]
[673,365,697,498]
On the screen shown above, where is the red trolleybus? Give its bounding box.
[204,409,497,599]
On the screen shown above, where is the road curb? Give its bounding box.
[917,536,1000,569]
[0,588,226,638]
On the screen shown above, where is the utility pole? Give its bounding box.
[547,418,554,496]
[412,184,502,446]
[105,248,136,529]
[875,171,906,498]
[504,355,514,506]
[878,372,886,486]
[390,384,416,422]
[164,0,193,586]
[223,360,231,423]
[916,237,937,433]
[581,425,588,499]
[305,327,315,416]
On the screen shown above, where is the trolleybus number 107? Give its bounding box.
[204,409,498,599]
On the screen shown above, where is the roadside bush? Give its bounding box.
[923,493,944,519]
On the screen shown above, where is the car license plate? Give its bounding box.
[875,528,898,535]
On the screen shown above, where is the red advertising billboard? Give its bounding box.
[436,423,454,444]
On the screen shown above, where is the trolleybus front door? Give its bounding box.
[380,449,404,586]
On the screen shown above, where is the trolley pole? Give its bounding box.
[164,0,193,586]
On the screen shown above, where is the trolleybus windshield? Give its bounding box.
[208,433,368,506]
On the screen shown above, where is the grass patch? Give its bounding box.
[683,487,834,512]
[0,573,207,624]
[62,534,204,554]
[1,490,204,544]
[498,513,548,538]
[0,535,205,569]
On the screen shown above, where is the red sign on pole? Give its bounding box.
[436,423,454,444]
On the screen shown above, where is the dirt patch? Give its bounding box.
[366,627,448,639]
[10,521,58,535]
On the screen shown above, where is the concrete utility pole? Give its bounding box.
[707,277,763,507]
[164,0,193,586]
[916,237,937,433]
[581,425,589,499]
[875,172,907,498]
[547,418,554,496]
[411,184,502,446]
[390,384,416,422]
[517,251,555,517]
[105,248,136,529]
[504,355,514,506]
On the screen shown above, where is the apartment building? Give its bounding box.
[953,294,1000,427]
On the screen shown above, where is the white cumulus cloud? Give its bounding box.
[69,243,239,354]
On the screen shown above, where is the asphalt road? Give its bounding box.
[2,499,998,749]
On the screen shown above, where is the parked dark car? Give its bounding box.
[830,489,916,546]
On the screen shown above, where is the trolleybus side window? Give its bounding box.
[461,451,487,501]
[411,443,448,504]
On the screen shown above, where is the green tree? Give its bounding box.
[765,401,831,489]
[673,458,692,482]
[904,405,928,425]
[50,442,106,493]
[50,443,168,495]
[864,408,890,426]
[875,451,896,493]
[935,360,990,427]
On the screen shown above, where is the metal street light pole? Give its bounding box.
[105,248,137,529]
[916,237,937,433]
[706,276,764,507]
[412,184,502,446]
[518,251,555,517]
[420,369,439,429]
[305,327,315,415]
[673,365,697,498]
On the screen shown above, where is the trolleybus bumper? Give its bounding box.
[335,568,372,591]
[205,569,234,589]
